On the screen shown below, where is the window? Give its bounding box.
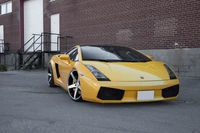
[66,47,76,55]
[69,49,79,62]
[6,2,12,13]
[81,46,151,62]
[1,4,6,14]
[0,1,12,15]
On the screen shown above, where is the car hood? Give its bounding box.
[82,61,170,82]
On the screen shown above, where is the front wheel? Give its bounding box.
[68,69,82,102]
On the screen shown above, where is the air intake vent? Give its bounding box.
[97,87,124,100]
[55,63,60,78]
[162,85,179,98]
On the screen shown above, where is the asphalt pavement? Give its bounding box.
[0,70,200,133]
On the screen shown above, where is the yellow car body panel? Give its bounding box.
[80,76,179,103]
[49,45,179,103]
[82,61,171,81]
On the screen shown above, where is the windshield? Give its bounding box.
[81,46,151,62]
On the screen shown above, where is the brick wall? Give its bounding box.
[0,0,199,52]
[0,0,21,52]
[44,0,200,50]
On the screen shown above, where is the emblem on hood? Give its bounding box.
[140,76,144,79]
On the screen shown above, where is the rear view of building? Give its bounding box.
[0,0,200,77]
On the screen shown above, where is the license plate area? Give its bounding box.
[137,91,154,100]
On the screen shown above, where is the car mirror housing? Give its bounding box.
[59,55,70,63]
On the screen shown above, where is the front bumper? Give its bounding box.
[80,76,179,103]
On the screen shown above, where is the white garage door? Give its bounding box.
[50,14,60,51]
[0,25,4,53]
[24,0,43,52]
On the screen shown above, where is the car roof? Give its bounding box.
[79,44,131,48]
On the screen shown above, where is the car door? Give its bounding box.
[58,48,79,89]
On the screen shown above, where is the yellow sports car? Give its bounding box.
[48,45,179,103]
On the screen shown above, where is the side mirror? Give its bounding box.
[146,55,153,60]
[59,55,70,63]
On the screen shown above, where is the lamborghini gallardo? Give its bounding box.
[48,45,179,103]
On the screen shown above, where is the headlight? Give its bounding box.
[85,65,110,81]
[164,64,177,79]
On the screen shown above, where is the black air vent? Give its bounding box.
[162,85,179,98]
[97,87,124,100]
[55,63,60,78]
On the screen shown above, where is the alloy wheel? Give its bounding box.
[68,70,82,101]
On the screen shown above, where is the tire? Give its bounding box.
[67,69,82,102]
[48,65,56,87]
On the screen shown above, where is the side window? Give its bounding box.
[65,47,76,55]
[69,49,79,61]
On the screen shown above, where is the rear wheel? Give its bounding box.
[68,69,82,102]
[48,65,56,87]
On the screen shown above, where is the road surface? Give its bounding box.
[0,70,199,133]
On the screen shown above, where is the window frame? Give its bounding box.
[0,1,12,16]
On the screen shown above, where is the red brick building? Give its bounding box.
[0,0,200,76]
[43,0,200,50]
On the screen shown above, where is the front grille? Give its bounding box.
[97,87,124,100]
[162,85,179,98]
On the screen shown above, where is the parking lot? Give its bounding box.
[0,70,200,133]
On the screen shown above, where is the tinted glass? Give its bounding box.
[65,47,76,55]
[69,49,78,61]
[81,46,151,62]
